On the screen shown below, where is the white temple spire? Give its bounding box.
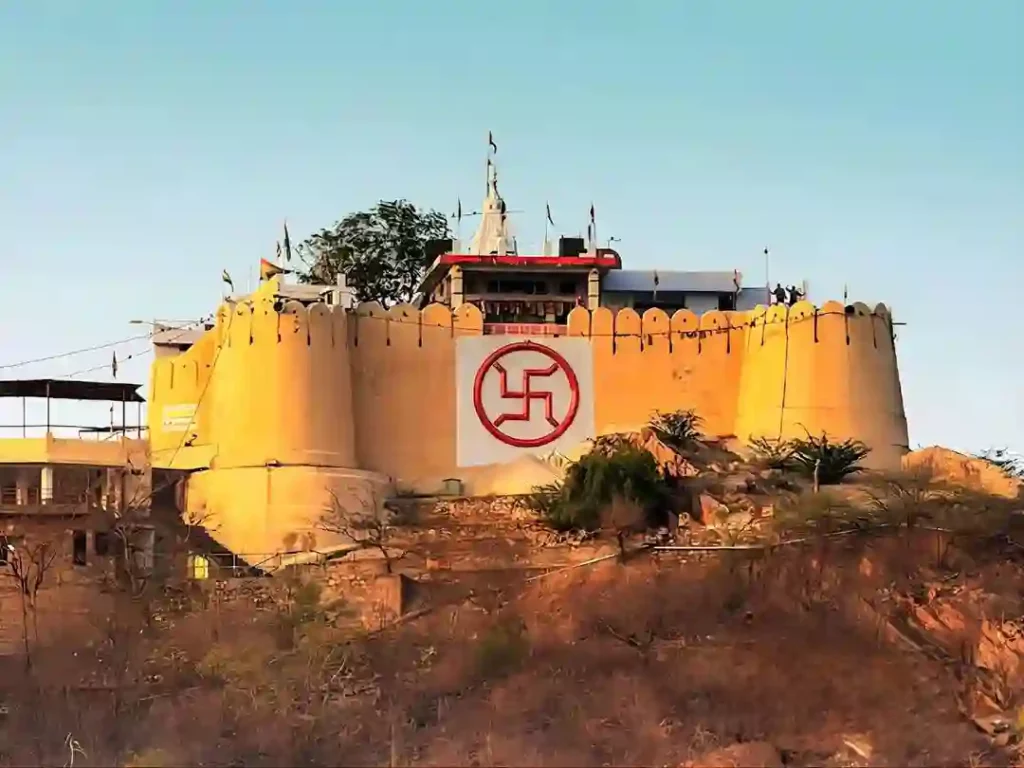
[467,134,516,256]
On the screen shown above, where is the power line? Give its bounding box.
[65,346,152,379]
[0,334,151,370]
[62,324,207,379]
[0,319,211,373]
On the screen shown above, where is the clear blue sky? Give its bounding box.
[1,0,1021,453]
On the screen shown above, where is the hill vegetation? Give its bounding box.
[1,415,1023,767]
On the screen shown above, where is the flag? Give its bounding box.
[457,197,462,224]
[111,352,118,379]
[546,203,554,227]
[843,284,849,302]
[222,270,234,291]
[275,241,282,261]
[733,269,741,292]
[653,270,660,300]
[260,258,292,282]
[283,220,292,262]
[488,131,497,154]
[589,203,595,224]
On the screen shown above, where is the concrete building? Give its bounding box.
[0,379,152,573]
[413,157,786,333]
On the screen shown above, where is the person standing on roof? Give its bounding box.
[772,283,787,306]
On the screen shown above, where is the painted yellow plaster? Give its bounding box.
[149,284,909,557]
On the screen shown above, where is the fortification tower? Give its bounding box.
[734,300,909,468]
[149,278,388,562]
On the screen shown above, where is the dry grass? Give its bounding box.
[2,472,1023,766]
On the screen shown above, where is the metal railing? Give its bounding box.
[0,423,147,439]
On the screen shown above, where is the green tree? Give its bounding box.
[296,199,450,307]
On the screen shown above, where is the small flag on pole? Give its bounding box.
[275,241,282,262]
[843,284,849,302]
[260,258,292,282]
[221,270,234,292]
[589,203,595,224]
[111,351,118,379]
[488,131,497,154]
[457,197,462,224]
[653,270,660,300]
[546,203,554,227]
[283,221,292,262]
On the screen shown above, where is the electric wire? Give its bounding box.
[0,318,211,372]
[63,323,208,379]
[0,334,151,370]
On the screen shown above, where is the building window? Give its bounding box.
[484,279,548,295]
[72,530,88,566]
[0,486,15,505]
[718,293,737,311]
[188,554,210,580]
[94,530,113,557]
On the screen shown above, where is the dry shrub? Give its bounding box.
[370,551,989,767]
[6,488,1019,767]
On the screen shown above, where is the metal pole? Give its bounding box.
[121,392,126,439]
[21,397,26,437]
[45,382,51,435]
[137,401,142,438]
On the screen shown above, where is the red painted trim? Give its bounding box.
[472,340,580,449]
[439,253,621,269]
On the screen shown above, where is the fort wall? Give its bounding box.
[148,280,909,557]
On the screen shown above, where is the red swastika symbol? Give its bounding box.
[472,341,580,448]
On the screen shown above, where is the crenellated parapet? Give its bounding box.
[146,292,908,557]
[149,296,907,473]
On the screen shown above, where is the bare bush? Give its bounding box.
[2,534,58,669]
[318,488,409,573]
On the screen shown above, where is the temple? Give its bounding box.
[414,146,788,336]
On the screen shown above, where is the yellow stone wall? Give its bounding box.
[148,278,909,557]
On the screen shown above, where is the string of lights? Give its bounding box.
[122,313,236,510]
[253,306,896,340]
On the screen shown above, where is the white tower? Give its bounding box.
[467,158,516,256]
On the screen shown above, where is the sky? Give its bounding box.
[0,0,1021,453]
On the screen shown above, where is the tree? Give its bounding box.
[318,490,409,574]
[2,535,58,671]
[296,200,450,308]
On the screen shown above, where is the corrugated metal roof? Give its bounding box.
[0,379,145,403]
[602,270,739,294]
